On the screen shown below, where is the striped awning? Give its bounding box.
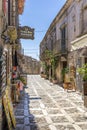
[71,34,87,51]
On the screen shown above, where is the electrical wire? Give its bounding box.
[35,30,47,33]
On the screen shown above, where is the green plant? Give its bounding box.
[44,50,59,80]
[19,76,27,85]
[77,63,87,81]
[62,67,69,76]
[61,67,69,82]
[44,50,58,67]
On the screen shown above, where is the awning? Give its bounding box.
[71,34,87,51]
[79,48,87,56]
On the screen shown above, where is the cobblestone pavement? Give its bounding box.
[14,91,30,130]
[15,75,87,130]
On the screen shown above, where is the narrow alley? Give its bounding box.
[1,0,87,130]
[19,75,87,130]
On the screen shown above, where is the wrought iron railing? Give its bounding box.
[53,39,68,55]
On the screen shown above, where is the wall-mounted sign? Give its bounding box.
[7,26,17,43]
[18,26,34,40]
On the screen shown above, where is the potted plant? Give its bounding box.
[52,75,58,84]
[61,67,69,83]
[78,63,87,107]
[78,63,87,82]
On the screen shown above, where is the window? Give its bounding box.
[61,26,66,53]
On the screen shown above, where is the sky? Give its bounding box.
[19,0,67,60]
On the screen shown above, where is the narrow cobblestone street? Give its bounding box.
[25,75,87,130]
[15,75,87,130]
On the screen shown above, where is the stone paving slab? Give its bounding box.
[13,75,87,130]
[16,116,24,124]
[24,117,30,125]
[71,114,87,122]
[15,110,24,116]
[64,107,81,114]
[55,124,76,130]
[16,104,24,109]
[26,75,87,130]
[78,124,87,130]
[50,116,69,123]
[46,108,62,115]
[30,110,43,115]
[14,92,30,130]
[15,125,24,130]
[24,110,29,116]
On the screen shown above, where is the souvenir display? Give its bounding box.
[0,52,7,95]
[11,83,16,102]
[0,99,2,130]
[15,84,20,102]
[3,95,12,130]
[5,87,16,128]
[18,0,25,14]
[19,81,24,91]
[7,26,17,42]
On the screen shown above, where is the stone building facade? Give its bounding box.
[18,54,40,75]
[40,0,87,91]
[0,0,26,129]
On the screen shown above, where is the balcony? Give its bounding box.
[53,39,68,55]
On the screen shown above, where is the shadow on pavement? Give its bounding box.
[14,88,42,130]
[28,94,42,130]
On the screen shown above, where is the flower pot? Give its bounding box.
[83,81,87,107]
[52,79,58,84]
[83,81,87,95]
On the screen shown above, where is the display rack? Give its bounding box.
[0,51,16,130]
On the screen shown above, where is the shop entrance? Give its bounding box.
[85,57,87,64]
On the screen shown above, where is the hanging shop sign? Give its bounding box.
[7,26,17,43]
[18,26,34,39]
[18,0,25,14]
